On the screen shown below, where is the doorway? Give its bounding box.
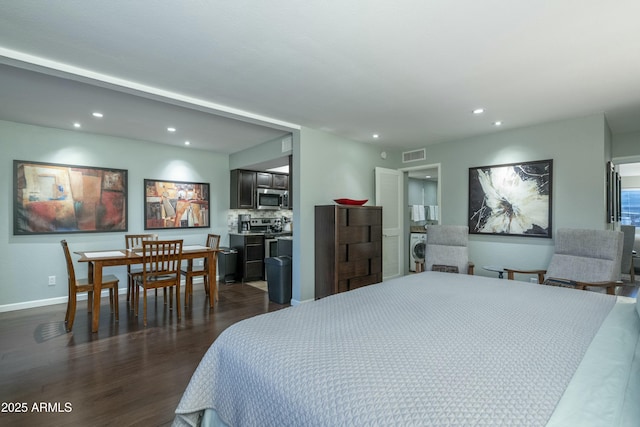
[400,163,441,273]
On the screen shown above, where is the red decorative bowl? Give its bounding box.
[334,198,368,206]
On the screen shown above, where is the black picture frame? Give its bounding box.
[13,160,128,235]
[606,161,622,223]
[144,179,210,230]
[468,159,553,238]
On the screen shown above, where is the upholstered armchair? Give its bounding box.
[505,228,624,294]
[424,225,474,275]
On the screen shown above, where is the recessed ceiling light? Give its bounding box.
[472,108,485,115]
[184,140,191,146]
[73,122,81,128]
[373,134,380,139]
[92,112,103,118]
[493,121,503,126]
[425,175,431,179]
[167,127,176,132]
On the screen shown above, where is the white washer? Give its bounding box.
[409,233,427,271]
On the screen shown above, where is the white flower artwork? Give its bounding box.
[469,160,552,237]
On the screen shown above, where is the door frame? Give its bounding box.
[398,163,441,274]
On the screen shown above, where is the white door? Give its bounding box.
[375,167,403,280]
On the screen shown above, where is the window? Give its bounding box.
[621,188,640,226]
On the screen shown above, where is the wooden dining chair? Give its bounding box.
[134,239,183,326]
[61,240,119,332]
[181,234,220,306]
[125,233,158,306]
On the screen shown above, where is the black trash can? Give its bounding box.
[218,247,238,284]
[264,256,292,304]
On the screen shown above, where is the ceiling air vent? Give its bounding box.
[402,148,426,163]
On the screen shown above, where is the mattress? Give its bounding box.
[173,272,639,426]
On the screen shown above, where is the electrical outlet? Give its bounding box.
[48,275,56,286]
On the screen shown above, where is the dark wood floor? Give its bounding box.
[0,282,287,426]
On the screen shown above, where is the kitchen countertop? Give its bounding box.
[230,231,293,238]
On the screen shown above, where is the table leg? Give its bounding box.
[91,261,103,333]
[208,251,218,307]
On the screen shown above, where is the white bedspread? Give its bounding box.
[174,272,624,426]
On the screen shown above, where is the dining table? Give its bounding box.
[75,245,219,333]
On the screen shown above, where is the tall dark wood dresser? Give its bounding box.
[315,205,382,299]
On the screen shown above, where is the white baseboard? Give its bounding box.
[0,288,125,313]
[0,277,210,313]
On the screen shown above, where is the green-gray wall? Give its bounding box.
[2,112,638,310]
[294,127,393,303]
[1,120,229,309]
[403,113,614,278]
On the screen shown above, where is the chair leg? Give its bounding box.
[184,277,190,307]
[175,285,181,321]
[64,298,71,326]
[66,292,77,332]
[143,288,148,327]
[134,284,139,317]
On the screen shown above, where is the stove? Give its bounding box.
[250,217,283,235]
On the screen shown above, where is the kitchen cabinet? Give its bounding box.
[230,233,265,281]
[314,205,382,299]
[272,173,288,190]
[256,172,272,188]
[231,170,290,209]
[257,172,288,190]
[230,169,256,209]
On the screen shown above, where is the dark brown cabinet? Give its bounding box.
[256,172,272,188]
[272,173,288,190]
[231,169,290,209]
[257,172,288,190]
[230,170,256,209]
[315,205,382,299]
[230,233,265,281]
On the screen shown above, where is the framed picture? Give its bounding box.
[606,161,622,223]
[468,159,553,238]
[13,160,128,235]
[144,179,209,230]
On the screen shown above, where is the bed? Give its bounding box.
[173,271,640,426]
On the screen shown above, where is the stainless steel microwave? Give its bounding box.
[256,188,287,210]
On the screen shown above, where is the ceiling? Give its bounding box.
[2,1,640,156]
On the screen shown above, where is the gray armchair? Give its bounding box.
[424,225,474,275]
[505,228,624,294]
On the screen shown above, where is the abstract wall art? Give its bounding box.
[14,160,128,235]
[468,159,553,238]
[144,179,209,230]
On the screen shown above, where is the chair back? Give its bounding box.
[206,234,221,250]
[141,239,183,282]
[620,225,636,276]
[60,240,76,292]
[125,233,158,250]
[546,228,623,283]
[424,225,470,273]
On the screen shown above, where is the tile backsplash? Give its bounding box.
[228,209,293,233]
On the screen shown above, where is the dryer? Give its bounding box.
[409,233,427,271]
